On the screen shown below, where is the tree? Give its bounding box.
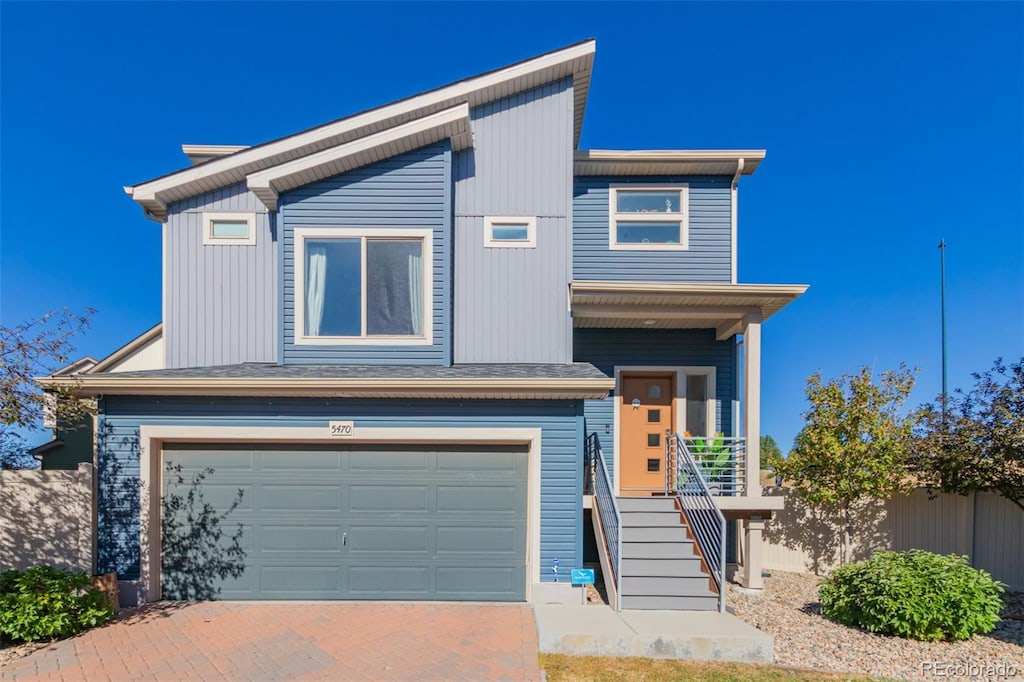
[776,365,918,565]
[760,434,783,471]
[914,357,1024,513]
[0,308,95,469]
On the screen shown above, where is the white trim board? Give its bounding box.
[136,425,543,604]
[612,365,717,496]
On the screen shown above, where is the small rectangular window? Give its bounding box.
[203,212,257,246]
[647,433,661,447]
[686,374,709,437]
[484,216,536,248]
[647,409,661,423]
[647,458,661,472]
[609,185,688,251]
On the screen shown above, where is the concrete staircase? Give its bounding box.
[618,496,719,611]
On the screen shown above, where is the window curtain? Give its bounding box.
[408,251,423,336]
[305,244,327,336]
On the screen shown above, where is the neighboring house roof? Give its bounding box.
[27,438,64,457]
[573,150,765,177]
[52,356,98,376]
[125,39,597,220]
[88,323,163,374]
[38,363,614,400]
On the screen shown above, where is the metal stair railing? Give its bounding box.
[586,432,622,611]
[666,433,728,613]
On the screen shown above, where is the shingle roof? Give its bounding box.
[94,362,609,381]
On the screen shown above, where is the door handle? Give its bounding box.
[342,532,347,546]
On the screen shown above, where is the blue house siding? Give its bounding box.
[280,143,451,365]
[573,176,732,282]
[164,184,278,368]
[575,328,736,486]
[96,396,583,585]
[453,79,574,363]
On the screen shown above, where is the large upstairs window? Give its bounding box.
[609,185,689,251]
[294,228,433,345]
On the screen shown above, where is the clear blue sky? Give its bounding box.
[2,2,1022,450]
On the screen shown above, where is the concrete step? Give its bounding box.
[622,541,698,560]
[620,594,720,611]
[616,497,677,512]
[620,511,682,527]
[621,576,712,596]
[621,556,704,577]
[621,525,689,543]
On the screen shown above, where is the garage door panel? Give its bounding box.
[262,450,342,471]
[262,484,341,511]
[348,526,429,552]
[161,443,528,601]
[261,525,342,552]
[348,450,429,471]
[349,485,428,511]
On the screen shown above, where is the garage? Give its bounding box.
[161,442,529,601]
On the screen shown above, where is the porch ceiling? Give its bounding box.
[570,281,808,338]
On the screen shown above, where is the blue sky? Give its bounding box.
[2,2,1022,450]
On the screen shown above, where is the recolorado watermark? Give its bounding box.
[921,659,1019,678]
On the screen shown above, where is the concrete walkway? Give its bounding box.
[1,602,542,681]
[534,603,774,662]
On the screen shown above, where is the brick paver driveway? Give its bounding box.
[1,602,542,681]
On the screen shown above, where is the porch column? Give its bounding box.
[740,516,765,590]
[743,313,762,497]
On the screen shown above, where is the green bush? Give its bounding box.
[0,567,114,643]
[819,550,1004,641]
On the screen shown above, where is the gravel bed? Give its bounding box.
[0,641,45,668]
[727,571,1023,681]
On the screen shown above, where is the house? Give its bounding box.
[41,40,806,609]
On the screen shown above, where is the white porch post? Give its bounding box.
[742,313,762,498]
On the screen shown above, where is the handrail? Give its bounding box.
[667,433,727,613]
[586,432,622,611]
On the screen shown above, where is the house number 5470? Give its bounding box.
[329,421,354,437]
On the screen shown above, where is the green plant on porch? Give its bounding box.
[682,431,733,490]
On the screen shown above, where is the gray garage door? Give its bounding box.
[161,443,528,601]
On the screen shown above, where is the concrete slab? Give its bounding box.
[534,604,774,663]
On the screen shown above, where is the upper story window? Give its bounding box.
[484,216,537,248]
[203,212,257,246]
[608,185,689,251]
[293,227,433,346]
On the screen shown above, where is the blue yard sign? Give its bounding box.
[571,568,595,585]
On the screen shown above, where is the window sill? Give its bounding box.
[293,335,433,347]
[609,243,690,252]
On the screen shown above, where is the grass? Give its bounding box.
[539,654,876,681]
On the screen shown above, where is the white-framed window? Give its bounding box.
[483,216,536,248]
[202,212,257,246]
[608,185,689,251]
[293,227,433,346]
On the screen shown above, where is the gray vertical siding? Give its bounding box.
[575,328,736,486]
[96,396,582,585]
[165,184,277,368]
[573,177,732,282]
[453,79,574,363]
[280,143,451,364]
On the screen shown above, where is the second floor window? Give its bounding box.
[609,185,689,251]
[294,228,433,344]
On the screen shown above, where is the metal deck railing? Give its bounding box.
[586,432,622,611]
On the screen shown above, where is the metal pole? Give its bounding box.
[939,239,948,422]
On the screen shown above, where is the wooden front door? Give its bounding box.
[619,374,674,495]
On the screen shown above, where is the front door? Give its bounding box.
[619,374,674,495]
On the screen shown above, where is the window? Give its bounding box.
[608,185,689,250]
[294,228,433,345]
[203,212,257,246]
[484,216,536,248]
[685,374,709,437]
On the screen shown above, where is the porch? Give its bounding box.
[571,280,806,610]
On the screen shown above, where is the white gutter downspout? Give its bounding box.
[730,158,745,284]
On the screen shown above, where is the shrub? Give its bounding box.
[819,550,1004,641]
[0,567,114,643]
